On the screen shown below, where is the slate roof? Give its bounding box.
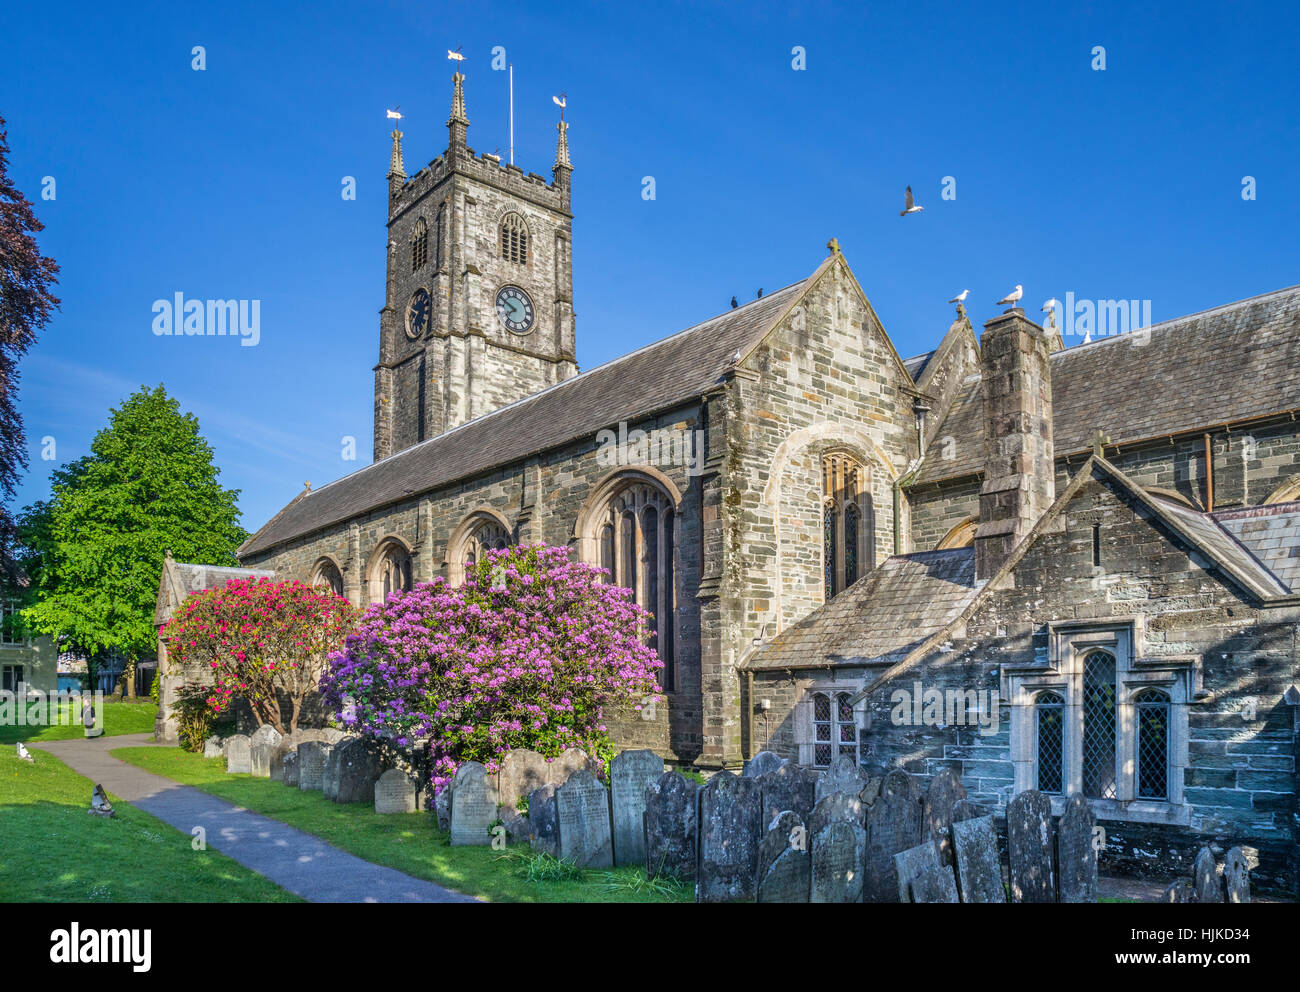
[740,549,981,670]
[902,351,935,380]
[155,558,275,625]
[1211,501,1300,594]
[913,285,1300,485]
[241,276,815,556]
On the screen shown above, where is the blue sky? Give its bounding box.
[2,0,1297,533]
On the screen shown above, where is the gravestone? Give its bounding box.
[758,762,818,825]
[223,735,251,775]
[1163,879,1196,903]
[950,798,986,823]
[248,725,284,778]
[808,791,864,838]
[555,769,614,868]
[811,817,866,903]
[281,750,300,788]
[862,769,922,902]
[895,840,959,903]
[1007,789,1056,903]
[609,749,664,867]
[450,762,498,846]
[374,768,419,814]
[816,753,868,804]
[696,770,762,903]
[203,737,223,759]
[497,749,550,811]
[1057,793,1098,903]
[643,771,698,881]
[318,728,348,745]
[923,768,967,866]
[758,811,810,903]
[1224,846,1251,904]
[322,738,351,800]
[547,747,600,785]
[743,750,786,779]
[527,783,559,857]
[297,741,332,791]
[1193,846,1221,903]
[951,814,1005,903]
[333,739,384,804]
[434,784,451,831]
[499,805,527,841]
[269,741,296,782]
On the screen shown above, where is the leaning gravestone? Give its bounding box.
[816,753,868,804]
[248,725,284,778]
[812,816,867,903]
[450,762,498,846]
[923,768,967,866]
[333,739,384,804]
[223,735,251,775]
[743,750,786,779]
[609,749,664,867]
[1163,879,1196,903]
[951,814,1005,903]
[281,750,300,788]
[497,749,550,811]
[758,762,818,825]
[696,770,762,903]
[862,769,922,902]
[758,811,810,903]
[375,768,419,814]
[1057,793,1098,903]
[555,769,614,868]
[643,771,698,881]
[895,841,959,902]
[1193,846,1221,903]
[297,741,332,791]
[527,783,560,857]
[1224,846,1251,904]
[1007,789,1056,903]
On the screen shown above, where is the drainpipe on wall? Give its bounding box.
[1204,432,1215,511]
[893,397,931,555]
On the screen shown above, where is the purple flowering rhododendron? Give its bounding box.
[319,545,663,793]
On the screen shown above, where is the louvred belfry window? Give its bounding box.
[500,213,529,265]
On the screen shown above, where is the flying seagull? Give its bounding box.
[386,108,403,120]
[900,186,924,216]
[996,285,1024,307]
[948,289,969,304]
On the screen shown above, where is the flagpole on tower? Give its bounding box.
[509,63,515,166]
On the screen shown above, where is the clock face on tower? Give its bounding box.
[406,288,431,339]
[495,285,535,334]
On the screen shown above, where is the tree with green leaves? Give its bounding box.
[19,386,247,696]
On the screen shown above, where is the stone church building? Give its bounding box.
[237,72,1299,887]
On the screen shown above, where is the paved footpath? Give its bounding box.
[34,733,478,904]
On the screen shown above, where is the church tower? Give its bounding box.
[374,70,578,460]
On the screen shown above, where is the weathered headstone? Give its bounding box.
[895,840,959,903]
[643,771,698,881]
[223,734,251,774]
[202,737,223,759]
[297,741,332,791]
[758,811,810,903]
[497,748,550,811]
[1224,846,1251,904]
[811,817,867,903]
[758,762,818,825]
[281,750,300,788]
[743,750,787,778]
[269,741,296,782]
[527,783,559,856]
[499,804,527,841]
[862,769,922,902]
[950,798,986,823]
[1163,879,1196,903]
[696,770,762,902]
[333,738,384,804]
[375,768,419,814]
[816,753,868,804]
[1057,793,1098,903]
[609,749,664,867]
[923,768,967,866]
[434,783,451,831]
[951,814,1005,903]
[248,725,284,778]
[450,762,498,846]
[808,790,864,838]
[546,747,600,785]
[322,737,352,800]
[1007,789,1055,903]
[1193,846,1221,903]
[555,769,614,868]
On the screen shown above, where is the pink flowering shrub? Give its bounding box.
[164,578,358,735]
[320,545,663,792]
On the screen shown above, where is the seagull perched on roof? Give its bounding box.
[996,285,1024,307]
[948,289,969,304]
[1041,298,1060,325]
[900,186,924,216]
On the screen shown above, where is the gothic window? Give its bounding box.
[500,212,529,265]
[1082,651,1118,799]
[411,217,428,272]
[1035,691,1065,795]
[822,452,873,599]
[371,542,412,604]
[1135,688,1170,800]
[448,513,513,585]
[462,520,511,573]
[810,690,857,768]
[311,558,345,599]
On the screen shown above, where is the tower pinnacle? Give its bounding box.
[387,125,406,194]
[448,71,469,147]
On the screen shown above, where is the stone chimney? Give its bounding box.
[974,308,1055,580]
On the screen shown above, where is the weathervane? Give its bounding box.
[553,92,567,122]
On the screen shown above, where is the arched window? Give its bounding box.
[311,558,345,599]
[463,520,510,574]
[822,452,872,598]
[1134,688,1170,800]
[499,212,529,265]
[447,512,514,586]
[1034,691,1064,794]
[371,542,412,604]
[1082,651,1117,799]
[411,217,428,272]
[812,690,857,767]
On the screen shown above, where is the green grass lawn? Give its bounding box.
[115,746,692,903]
[0,700,158,746]
[0,745,298,902]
